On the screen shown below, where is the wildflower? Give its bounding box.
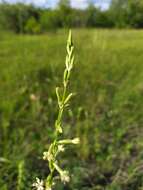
[43,151,53,161]
[53,163,70,183]
[58,145,65,152]
[58,138,80,145]
[34,31,78,189]
[32,178,44,190]
[60,170,70,183]
[71,138,80,144]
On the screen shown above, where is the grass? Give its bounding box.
[1,29,143,189]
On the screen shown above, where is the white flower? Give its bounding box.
[53,163,70,183]
[43,151,53,161]
[71,138,80,144]
[32,178,44,190]
[58,145,65,152]
[60,170,70,183]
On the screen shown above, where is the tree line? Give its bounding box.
[0,0,143,34]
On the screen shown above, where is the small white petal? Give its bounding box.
[60,171,70,183]
[58,145,65,152]
[32,178,44,190]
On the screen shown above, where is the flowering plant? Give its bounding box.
[33,30,79,190]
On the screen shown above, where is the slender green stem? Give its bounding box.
[33,30,79,190]
[45,31,74,190]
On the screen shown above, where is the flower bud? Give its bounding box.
[71,138,80,144]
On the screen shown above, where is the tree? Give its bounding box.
[126,0,143,28]
[24,16,41,34]
[109,0,128,28]
[85,1,114,28]
[40,10,60,31]
[58,0,73,28]
[58,0,71,8]
[110,0,143,28]
[95,10,114,28]
[0,3,41,33]
[86,2,97,27]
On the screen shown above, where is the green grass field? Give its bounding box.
[1,29,143,190]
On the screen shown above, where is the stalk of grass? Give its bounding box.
[17,160,25,190]
[33,30,79,190]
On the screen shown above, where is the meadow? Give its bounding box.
[1,29,143,190]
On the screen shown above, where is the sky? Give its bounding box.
[0,0,111,9]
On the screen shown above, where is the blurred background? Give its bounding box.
[1,0,143,190]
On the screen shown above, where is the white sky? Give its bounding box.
[0,0,110,9]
